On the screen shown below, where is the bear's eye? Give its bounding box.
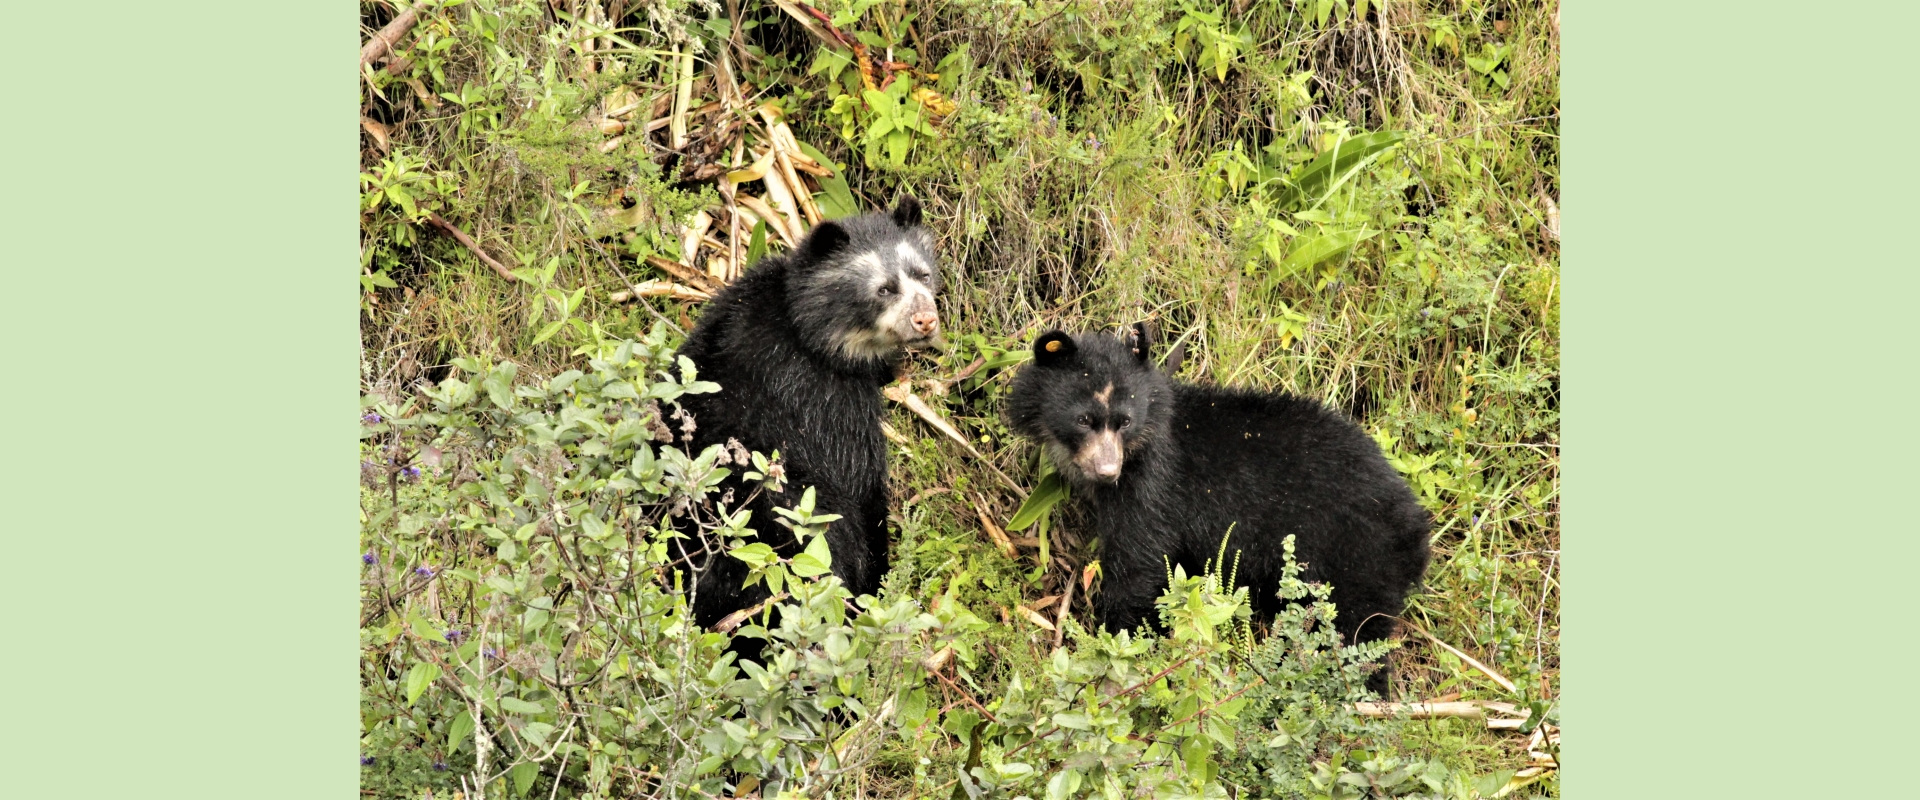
[876,286,895,297]
[913,268,930,281]
[1075,415,1092,428]
[1116,416,1132,429]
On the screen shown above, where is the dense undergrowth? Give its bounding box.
[359,1,1559,797]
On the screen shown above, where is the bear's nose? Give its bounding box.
[910,311,939,335]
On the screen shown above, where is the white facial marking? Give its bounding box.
[895,240,928,270]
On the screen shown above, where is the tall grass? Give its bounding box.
[361,1,1558,795]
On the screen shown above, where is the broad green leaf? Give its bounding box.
[1271,228,1379,282]
[1007,471,1069,531]
[446,710,474,751]
[730,542,777,568]
[790,531,835,577]
[521,721,554,749]
[532,319,566,345]
[404,661,441,706]
[510,761,538,797]
[1274,130,1405,210]
[499,696,544,715]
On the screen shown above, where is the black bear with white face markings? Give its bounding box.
[673,198,939,655]
[1007,323,1430,692]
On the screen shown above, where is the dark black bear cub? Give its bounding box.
[673,197,940,653]
[1007,324,1430,692]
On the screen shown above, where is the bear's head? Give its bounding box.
[785,196,941,368]
[1008,322,1174,486]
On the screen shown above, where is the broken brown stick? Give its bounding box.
[881,384,1021,492]
[425,212,517,281]
[362,1,436,66]
[714,591,789,632]
[1351,701,1526,720]
[644,255,721,294]
[609,281,712,304]
[970,493,1016,558]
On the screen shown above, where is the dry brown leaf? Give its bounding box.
[1016,605,1057,632]
[758,160,808,240]
[681,210,713,269]
[736,195,797,247]
[360,116,391,152]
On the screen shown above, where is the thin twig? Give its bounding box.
[426,212,517,281]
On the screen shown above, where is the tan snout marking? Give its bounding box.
[1076,429,1124,481]
[1091,382,1113,407]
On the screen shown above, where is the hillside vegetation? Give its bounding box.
[358,1,1559,797]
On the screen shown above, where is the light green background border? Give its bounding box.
[0,3,356,797]
[1565,1,1920,796]
[5,2,1915,797]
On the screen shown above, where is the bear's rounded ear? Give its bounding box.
[1124,321,1152,363]
[1032,330,1076,366]
[891,195,923,229]
[794,220,851,266]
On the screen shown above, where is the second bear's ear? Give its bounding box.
[891,195,923,229]
[795,220,851,266]
[1032,330,1076,366]
[1124,321,1152,363]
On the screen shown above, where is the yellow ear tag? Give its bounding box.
[1045,340,1063,353]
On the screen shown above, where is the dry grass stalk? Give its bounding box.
[736,194,797,247]
[1403,620,1520,695]
[970,493,1017,558]
[609,281,712,303]
[881,384,1021,492]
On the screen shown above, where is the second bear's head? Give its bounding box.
[1008,323,1175,486]
[785,196,941,366]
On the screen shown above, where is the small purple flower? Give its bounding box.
[361,756,375,767]
[414,565,437,578]
[444,628,465,643]
[1471,514,1480,526]
[362,552,376,566]
[362,412,383,424]
[402,466,423,481]
[1086,133,1100,153]
[1420,308,1431,319]
[433,761,448,772]
[482,647,500,660]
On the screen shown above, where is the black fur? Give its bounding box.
[673,198,939,656]
[1008,324,1431,691]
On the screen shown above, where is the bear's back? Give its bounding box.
[1155,383,1428,591]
